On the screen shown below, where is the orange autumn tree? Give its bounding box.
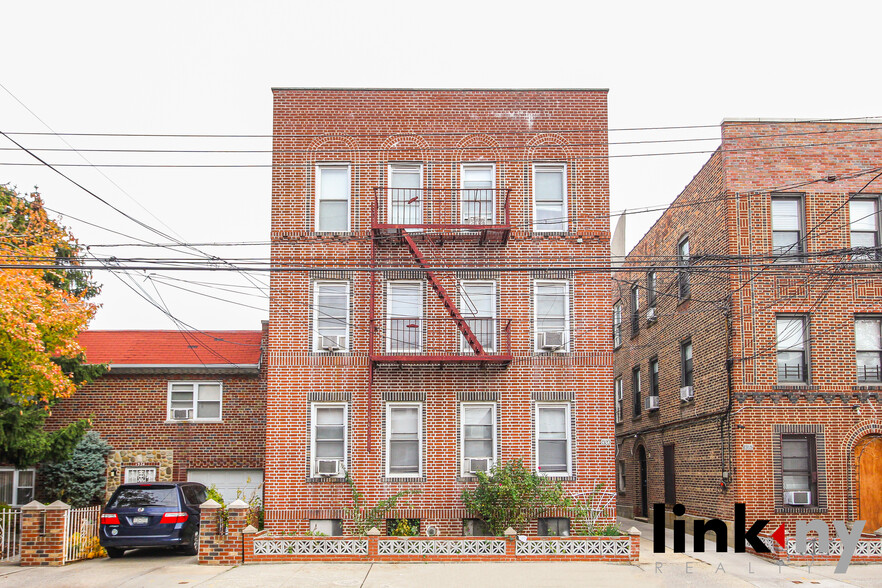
[0,185,106,467]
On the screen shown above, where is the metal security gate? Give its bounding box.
[0,509,20,562]
[63,506,102,563]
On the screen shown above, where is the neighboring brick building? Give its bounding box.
[613,119,882,536]
[266,88,614,535]
[41,325,267,502]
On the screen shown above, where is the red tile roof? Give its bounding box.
[78,330,263,366]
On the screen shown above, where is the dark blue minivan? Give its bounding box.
[99,482,207,558]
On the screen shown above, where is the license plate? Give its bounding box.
[132,516,149,525]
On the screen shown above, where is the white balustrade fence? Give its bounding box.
[63,506,103,563]
[0,509,20,562]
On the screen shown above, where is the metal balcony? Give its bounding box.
[369,317,512,364]
[371,187,511,244]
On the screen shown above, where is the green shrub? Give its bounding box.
[460,459,570,535]
[39,431,112,507]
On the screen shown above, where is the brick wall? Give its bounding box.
[267,89,615,531]
[614,120,882,530]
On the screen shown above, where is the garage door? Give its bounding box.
[186,469,264,505]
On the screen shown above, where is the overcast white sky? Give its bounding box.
[3,1,881,331]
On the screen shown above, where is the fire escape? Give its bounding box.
[368,186,513,365]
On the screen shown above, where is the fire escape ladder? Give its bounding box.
[401,234,485,355]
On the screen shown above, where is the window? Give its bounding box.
[535,404,571,475]
[681,340,693,387]
[461,404,496,476]
[777,316,808,383]
[632,368,641,417]
[538,517,570,536]
[617,460,626,493]
[534,280,569,352]
[315,164,350,232]
[630,284,640,334]
[310,519,343,536]
[461,164,495,224]
[677,236,690,299]
[463,519,491,536]
[781,435,818,506]
[850,198,880,261]
[650,358,659,398]
[386,403,422,477]
[459,281,496,352]
[124,467,157,483]
[614,377,623,424]
[387,281,423,353]
[386,518,420,535]
[0,468,35,505]
[771,195,804,261]
[663,445,676,505]
[389,164,422,225]
[647,271,657,310]
[168,382,222,421]
[311,403,347,477]
[533,164,567,232]
[613,302,622,349]
[314,281,349,351]
[856,318,882,382]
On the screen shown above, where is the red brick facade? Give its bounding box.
[44,326,267,499]
[613,120,882,534]
[266,89,614,534]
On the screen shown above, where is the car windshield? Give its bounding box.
[109,487,179,508]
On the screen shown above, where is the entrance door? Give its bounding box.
[638,445,648,518]
[856,435,882,533]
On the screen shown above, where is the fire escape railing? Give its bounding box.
[371,187,511,230]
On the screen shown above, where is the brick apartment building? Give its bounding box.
[266,88,614,535]
[38,326,267,502]
[613,119,882,536]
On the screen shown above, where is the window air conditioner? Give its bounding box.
[539,331,565,350]
[465,458,492,474]
[680,386,695,402]
[170,408,193,420]
[645,396,660,411]
[647,307,658,322]
[316,459,341,477]
[784,490,812,506]
[320,335,344,351]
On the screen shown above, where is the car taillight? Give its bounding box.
[160,512,189,524]
[100,513,120,525]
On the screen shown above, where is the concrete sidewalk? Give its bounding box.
[3,520,882,587]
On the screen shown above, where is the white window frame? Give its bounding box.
[386,280,423,353]
[460,163,496,224]
[460,403,497,477]
[535,403,572,477]
[313,280,351,352]
[855,316,882,383]
[614,377,623,424]
[124,467,157,483]
[459,280,496,352]
[776,315,809,384]
[166,381,223,422]
[385,402,423,478]
[849,197,881,261]
[532,163,568,233]
[771,194,805,262]
[310,403,348,478]
[388,163,423,225]
[613,302,622,349]
[315,163,351,233]
[533,280,570,352]
[0,468,35,506]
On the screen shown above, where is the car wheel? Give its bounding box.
[105,547,126,559]
[181,531,200,556]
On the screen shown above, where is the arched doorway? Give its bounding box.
[856,435,882,533]
[638,445,648,518]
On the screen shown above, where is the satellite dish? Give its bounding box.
[425,525,440,537]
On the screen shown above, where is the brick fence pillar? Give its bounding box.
[504,527,517,560]
[20,500,70,566]
[198,499,222,565]
[366,526,380,559]
[198,499,248,566]
[627,526,641,562]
